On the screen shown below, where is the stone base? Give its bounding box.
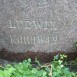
[0,48,77,63]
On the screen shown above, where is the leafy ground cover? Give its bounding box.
[0,54,77,77]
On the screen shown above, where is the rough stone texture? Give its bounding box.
[0,0,77,52]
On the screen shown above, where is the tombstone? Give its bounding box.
[0,0,77,53]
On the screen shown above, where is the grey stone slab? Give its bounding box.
[0,0,77,52]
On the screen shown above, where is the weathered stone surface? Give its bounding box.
[0,0,77,52]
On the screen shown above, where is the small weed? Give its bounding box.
[52,54,77,77]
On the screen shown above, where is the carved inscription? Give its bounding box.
[10,35,58,45]
[9,20,58,45]
[9,20,57,30]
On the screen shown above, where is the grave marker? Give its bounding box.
[0,0,77,52]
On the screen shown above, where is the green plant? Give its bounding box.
[0,55,77,77]
[0,64,15,77]
[52,54,77,77]
[75,41,77,47]
[12,58,48,77]
[72,58,77,66]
